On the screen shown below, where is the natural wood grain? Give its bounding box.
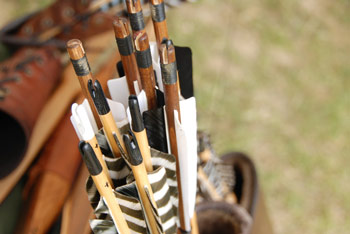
[113,17,142,94]
[60,166,94,234]
[134,130,153,172]
[150,0,169,47]
[17,172,70,234]
[160,41,189,231]
[125,0,142,13]
[92,171,130,234]
[134,31,157,109]
[67,39,102,129]
[99,112,125,157]
[87,137,113,186]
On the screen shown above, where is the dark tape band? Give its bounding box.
[161,62,177,84]
[129,11,145,31]
[136,48,152,69]
[70,55,90,76]
[116,35,134,56]
[151,2,166,22]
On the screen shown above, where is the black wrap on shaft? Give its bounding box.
[151,2,166,22]
[116,35,134,56]
[161,62,177,85]
[136,48,152,68]
[129,11,145,31]
[70,55,90,76]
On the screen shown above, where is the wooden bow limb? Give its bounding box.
[60,166,94,234]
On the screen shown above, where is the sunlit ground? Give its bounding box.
[167,0,350,233]
[0,0,349,233]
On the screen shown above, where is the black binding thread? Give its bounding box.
[70,55,90,76]
[161,62,177,85]
[129,11,145,31]
[151,2,166,22]
[136,48,152,69]
[116,35,134,56]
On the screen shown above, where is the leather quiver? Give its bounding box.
[0,0,116,49]
[0,47,61,178]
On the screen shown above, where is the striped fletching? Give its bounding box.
[86,148,178,234]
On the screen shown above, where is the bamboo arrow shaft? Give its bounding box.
[67,39,102,129]
[99,113,125,157]
[87,138,113,187]
[133,130,153,172]
[92,172,130,234]
[131,163,159,234]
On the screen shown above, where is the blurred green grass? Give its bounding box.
[0,0,348,233]
[167,0,349,233]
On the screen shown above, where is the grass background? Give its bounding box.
[0,0,349,233]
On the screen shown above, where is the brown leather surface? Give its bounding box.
[196,201,253,234]
[221,152,259,216]
[16,0,115,43]
[0,47,61,178]
[17,0,91,38]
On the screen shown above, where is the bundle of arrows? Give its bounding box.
[67,0,198,233]
[65,0,238,233]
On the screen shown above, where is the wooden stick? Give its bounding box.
[67,39,102,129]
[128,95,153,172]
[134,31,157,110]
[60,166,93,234]
[113,17,142,95]
[159,39,187,231]
[79,142,130,234]
[190,212,199,234]
[149,0,169,47]
[197,166,221,201]
[88,79,125,157]
[71,103,113,186]
[125,0,146,35]
[123,134,159,234]
[87,139,113,186]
